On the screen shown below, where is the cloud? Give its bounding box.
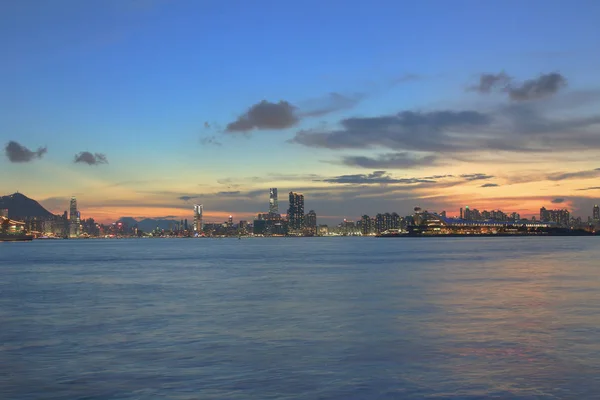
[216,191,241,196]
[178,195,196,202]
[290,110,492,152]
[551,198,565,204]
[461,173,494,181]
[319,170,436,185]
[469,72,511,93]
[577,187,600,191]
[508,73,567,101]
[74,152,108,165]
[299,92,365,118]
[339,152,439,169]
[291,87,600,155]
[203,121,211,129]
[4,141,47,163]
[201,136,222,146]
[547,168,600,181]
[225,100,298,132]
[481,183,499,187]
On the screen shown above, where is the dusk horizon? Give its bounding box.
[3,0,600,224]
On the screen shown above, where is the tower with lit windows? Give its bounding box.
[269,188,279,214]
[193,204,203,233]
[287,192,304,232]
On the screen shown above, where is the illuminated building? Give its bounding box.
[361,215,371,235]
[287,192,304,232]
[193,204,203,232]
[375,213,385,233]
[69,196,80,238]
[269,188,279,214]
[540,207,570,227]
[594,205,600,222]
[304,210,317,236]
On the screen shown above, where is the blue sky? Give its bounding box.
[2,0,600,222]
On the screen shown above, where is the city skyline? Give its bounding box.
[2,1,600,224]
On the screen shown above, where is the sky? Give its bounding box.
[2,0,600,224]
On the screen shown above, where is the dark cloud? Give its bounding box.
[5,141,47,163]
[178,195,196,202]
[461,173,494,181]
[291,93,600,154]
[225,100,298,132]
[577,187,600,191]
[481,183,499,187]
[216,191,241,196]
[339,152,439,169]
[299,92,365,118]
[201,136,222,146]
[319,170,436,185]
[547,168,600,181]
[469,72,511,93]
[74,152,108,165]
[508,73,567,101]
[424,174,454,179]
[291,110,492,152]
[551,198,565,204]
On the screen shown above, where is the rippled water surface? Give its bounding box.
[1,237,600,399]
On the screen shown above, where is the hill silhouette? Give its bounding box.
[0,193,54,219]
[117,217,179,232]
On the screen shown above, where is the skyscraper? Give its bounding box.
[287,192,304,231]
[69,196,80,238]
[193,204,203,233]
[593,205,599,222]
[304,210,317,235]
[269,188,279,214]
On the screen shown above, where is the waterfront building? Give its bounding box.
[318,225,329,236]
[361,215,371,235]
[287,192,304,232]
[304,210,317,236]
[594,205,600,222]
[69,196,80,238]
[540,207,570,227]
[269,188,279,214]
[193,204,203,233]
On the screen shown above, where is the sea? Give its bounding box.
[1,237,599,399]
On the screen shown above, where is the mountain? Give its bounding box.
[0,193,54,219]
[138,218,178,232]
[117,217,179,232]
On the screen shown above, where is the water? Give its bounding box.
[1,237,599,399]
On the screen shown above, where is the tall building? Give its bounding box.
[594,205,600,222]
[193,204,203,232]
[304,210,317,235]
[287,192,304,231]
[269,188,279,214]
[361,215,371,235]
[69,196,80,238]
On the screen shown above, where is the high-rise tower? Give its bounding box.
[193,204,203,233]
[269,188,279,214]
[593,205,599,222]
[69,196,80,238]
[287,192,304,231]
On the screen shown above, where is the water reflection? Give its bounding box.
[1,238,599,399]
